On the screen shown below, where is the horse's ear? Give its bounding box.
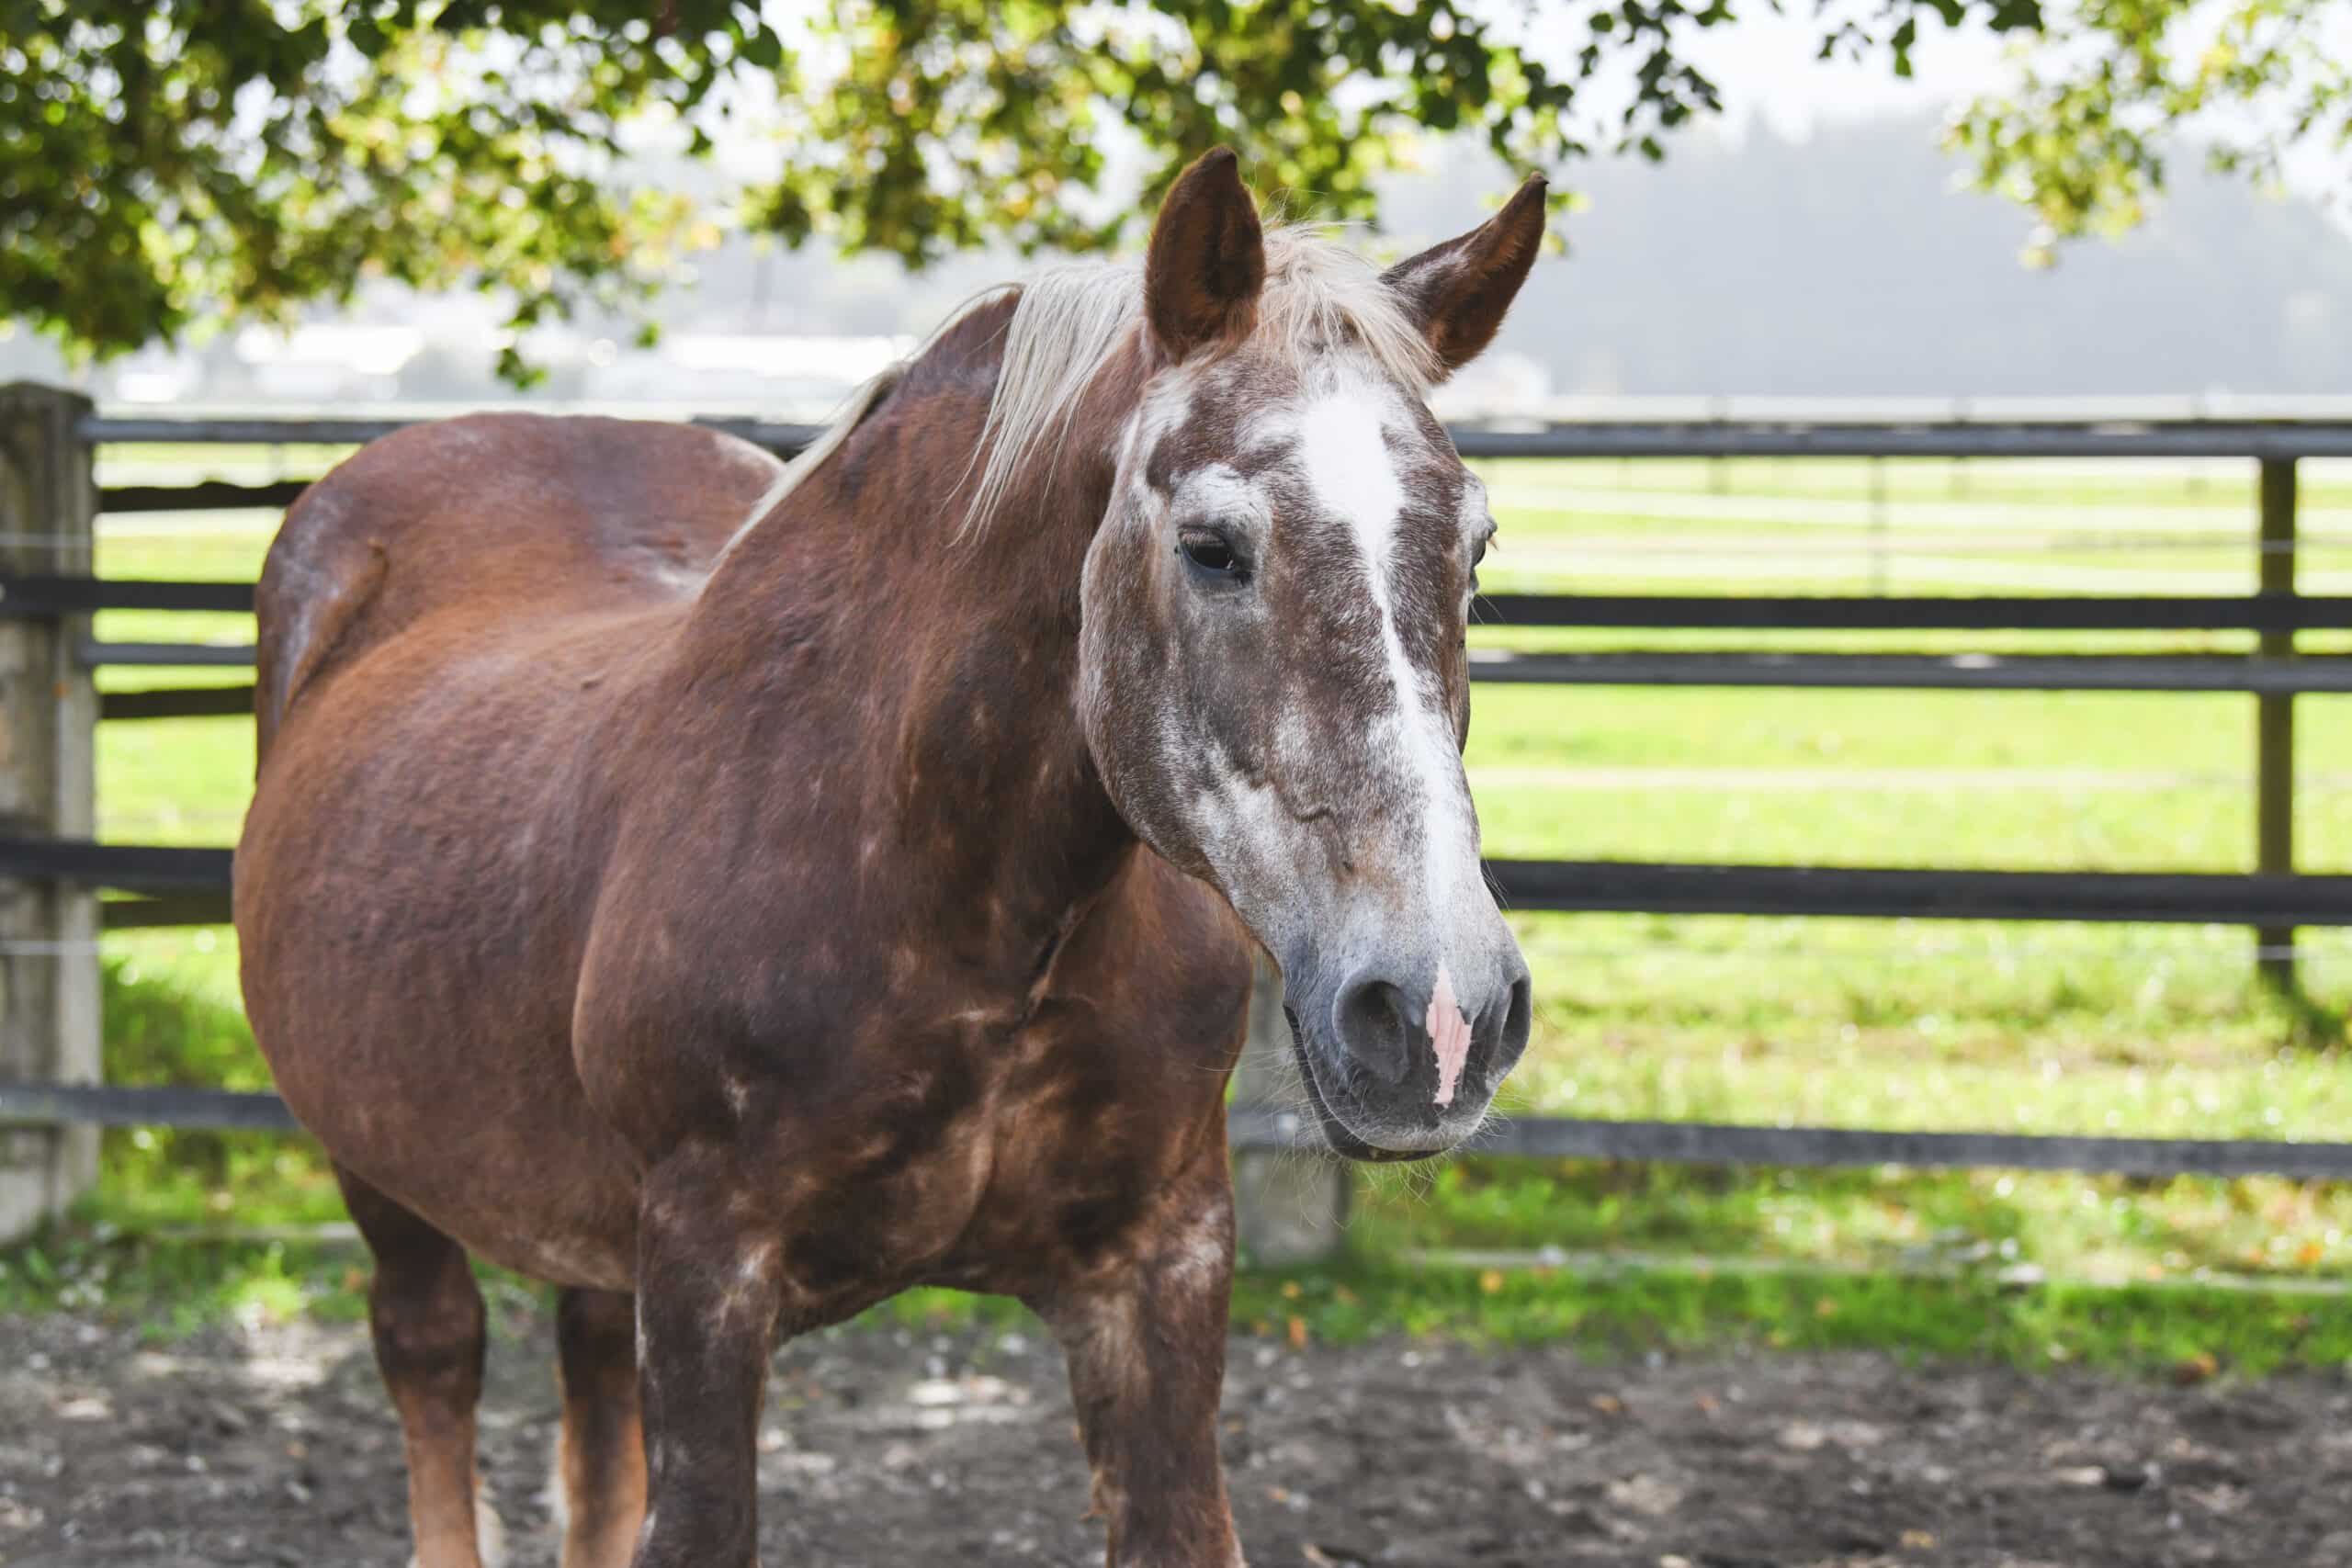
[1145,147,1266,362]
[1383,175,1549,377]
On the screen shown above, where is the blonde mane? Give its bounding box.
[718,223,1439,560]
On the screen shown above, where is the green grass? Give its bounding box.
[11,450,2351,1365]
[96,959,345,1229]
[8,1219,2344,1382]
[0,1231,367,1340]
[1225,1261,2352,1376]
[15,1258,2347,1388]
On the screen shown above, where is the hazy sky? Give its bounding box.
[1679,12,2010,141]
[1668,4,2346,219]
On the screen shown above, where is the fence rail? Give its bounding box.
[1479,592,2352,631]
[1472,651,2352,693]
[6,1082,2352,1181]
[17,839,2352,929]
[6,401,2352,1228]
[23,579,2352,629]
[90,410,2352,458]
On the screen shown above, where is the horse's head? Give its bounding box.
[1075,150,1543,1160]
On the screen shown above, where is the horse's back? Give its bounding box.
[255,412,783,748]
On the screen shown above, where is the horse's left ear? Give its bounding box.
[1383,175,1549,377]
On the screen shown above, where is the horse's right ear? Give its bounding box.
[1145,148,1266,362]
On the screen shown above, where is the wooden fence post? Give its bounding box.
[1229,950,1350,1266]
[2256,457,2298,994]
[0,383,101,1244]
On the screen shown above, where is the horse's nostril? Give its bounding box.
[1476,971,1534,1072]
[1331,975,1415,1085]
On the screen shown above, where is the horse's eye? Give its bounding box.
[1178,529,1245,579]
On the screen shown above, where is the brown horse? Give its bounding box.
[235,149,1544,1567]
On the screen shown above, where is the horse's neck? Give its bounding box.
[685,328,1142,950]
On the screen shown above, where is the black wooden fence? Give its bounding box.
[6,404,2352,1180]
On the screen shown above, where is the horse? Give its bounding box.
[233,147,1544,1567]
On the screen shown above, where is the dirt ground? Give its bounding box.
[3,1308,2348,1568]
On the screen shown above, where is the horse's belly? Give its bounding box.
[314,1068,641,1291]
[263,1003,642,1290]
[241,808,640,1288]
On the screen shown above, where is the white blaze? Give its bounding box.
[1298,377,1484,1100]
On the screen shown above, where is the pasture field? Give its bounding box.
[16,446,2352,1369]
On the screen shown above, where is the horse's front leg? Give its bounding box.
[628,1146,785,1568]
[1035,1164,1245,1568]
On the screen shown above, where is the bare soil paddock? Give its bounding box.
[3,1309,2347,1566]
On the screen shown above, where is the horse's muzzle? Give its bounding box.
[1280,950,1532,1161]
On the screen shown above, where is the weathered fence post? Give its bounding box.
[0,383,101,1243]
[2256,456,2298,993]
[1229,950,1349,1266]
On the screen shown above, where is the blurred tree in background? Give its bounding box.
[3,0,2343,378]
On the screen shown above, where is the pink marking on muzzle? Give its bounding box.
[1427,962,1473,1108]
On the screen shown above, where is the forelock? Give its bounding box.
[965,224,1442,534]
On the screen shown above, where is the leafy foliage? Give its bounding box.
[2,0,749,379]
[1947,0,2352,262]
[1,0,2341,375]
